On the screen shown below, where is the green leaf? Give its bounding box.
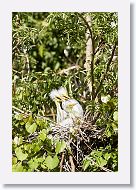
[28,158,39,171]
[38,44,44,58]
[104,153,111,161]
[44,155,59,170]
[15,114,23,120]
[54,62,60,70]
[106,124,112,137]
[33,144,41,152]
[12,157,17,165]
[15,147,28,161]
[39,129,47,141]
[12,162,24,172]
[28,114,33,124]
[113,111,118,121]
[41,164,47,169]
[55,140,66,154]
[83,159,90,171]
[96,157,107,167]
[25,122,37,134]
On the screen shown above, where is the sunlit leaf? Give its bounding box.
[113,111,118,121]
[44,155,59,170]
[55,140,66,154]
[25,122,37,134]
[15,147,28,161]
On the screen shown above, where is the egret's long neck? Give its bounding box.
[55,102,62,123]
[55,101,67,123]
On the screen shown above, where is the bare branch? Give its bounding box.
[94,42,117,99]
[60,152,65,172]
[69,155,75,172]
[58,65,80,75]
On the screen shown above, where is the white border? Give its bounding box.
[0,0,130,184]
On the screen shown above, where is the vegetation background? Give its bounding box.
[12,12,118,172]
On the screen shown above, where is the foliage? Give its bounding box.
[12,12,118,172]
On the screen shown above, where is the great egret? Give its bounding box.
[58,87,84,121]
[49,89,67,123]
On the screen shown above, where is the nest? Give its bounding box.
[49,117,105,143]
[48,116,106,172]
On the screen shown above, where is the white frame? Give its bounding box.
[0,0,130,184]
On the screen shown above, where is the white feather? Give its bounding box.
[49,89,59,100]
[62,99,83,118]
[59,118,74,128]
[58,87,68,97]
[49,88,68,123]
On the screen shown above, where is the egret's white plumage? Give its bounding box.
[59,118,74,128]
[49,89,67,123]
[58,87,69,99]
[50,86,83,128]
[49,89,60,100]
[62,99,83,119]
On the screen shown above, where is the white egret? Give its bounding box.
[62,99,84,120]
[58,87,84,121]
[49,89,67,123]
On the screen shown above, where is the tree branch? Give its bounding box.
[94,42,117,99]
[69,155,75,172]
[60,152,65,172]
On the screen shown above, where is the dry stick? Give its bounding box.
[60,152,65,172]
[12,106,26,114]
[69,155,75,172]
[58,65,80,75]
[12,69,21,74]
[94,42,117,100]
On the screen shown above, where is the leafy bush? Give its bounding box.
[12,12,118,172]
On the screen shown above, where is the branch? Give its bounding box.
[77,13,93,39]
[12,105,26,114]
[94,42,117,99]
[58,65,80,75]
[60,152,65,172]
[69,155,75,172]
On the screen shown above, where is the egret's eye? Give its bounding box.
[62,95,69,100]
[56,97,61,101]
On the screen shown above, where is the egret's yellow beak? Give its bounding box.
[55,96,62,102]
[61,95,70,101]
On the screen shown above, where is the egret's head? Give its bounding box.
[58,87,70,101]
[49,89,61,103]
[65,102,76,111]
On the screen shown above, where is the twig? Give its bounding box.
[60,152,65,172]
[58,65,80,75]
[69,155,75,172]
[94,42,117,99]
[12,106,27,114]
[77,13,93,39]
[12,69,21,74]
